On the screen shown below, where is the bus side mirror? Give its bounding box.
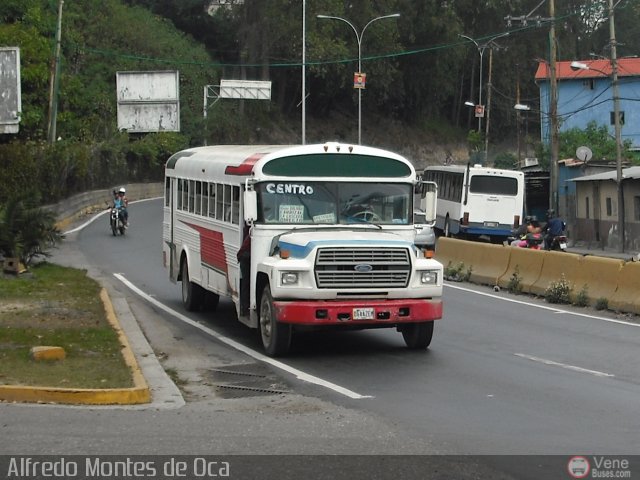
[419,181,437,225]
[244,190,257,222]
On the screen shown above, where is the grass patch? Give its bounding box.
[0,263,133,389]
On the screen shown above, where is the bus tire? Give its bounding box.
[259,285,291,357]
[401,322,434,349]
[181,258,204,311]
[203,291,220,311]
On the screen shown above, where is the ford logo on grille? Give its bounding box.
[354,264,373,273]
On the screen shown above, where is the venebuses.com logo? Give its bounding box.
[568,456,632,479]
[568,457,590,478]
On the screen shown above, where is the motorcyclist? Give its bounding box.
[543,209,566,250]
[114,187,129,227]
[512,216,542,248]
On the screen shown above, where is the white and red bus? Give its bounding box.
[163,142,443,356]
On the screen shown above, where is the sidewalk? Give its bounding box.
[566,243,640,262]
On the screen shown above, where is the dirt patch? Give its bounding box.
[0,300,100,329]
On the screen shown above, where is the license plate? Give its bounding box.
[560,242,567,249]
[353,307,375,320]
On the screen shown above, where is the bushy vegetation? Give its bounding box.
[0,195,63,266]
[544,274,573,304]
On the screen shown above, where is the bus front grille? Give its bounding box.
[315,247,411,289]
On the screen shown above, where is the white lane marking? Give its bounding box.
[445,282,640,328]
[514,353,615,378]
[114,273,373,400]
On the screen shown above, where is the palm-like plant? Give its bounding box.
[0,196,64,267]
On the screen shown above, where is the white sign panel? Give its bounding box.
[220,79,271,100]
[0,47,21,134]
[116,71,180,132]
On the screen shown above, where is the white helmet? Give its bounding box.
[118,187,126,194]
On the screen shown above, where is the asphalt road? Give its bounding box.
[2,198,639,479]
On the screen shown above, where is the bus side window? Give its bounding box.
[232,186,240,225]
[208,183,216,218]
[202,182,209,217]
[195,181,202,215]
[216,184,224,220]
[188,180,195,213]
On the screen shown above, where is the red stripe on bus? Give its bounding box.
[224,153,266,176]
[184,223,228,275]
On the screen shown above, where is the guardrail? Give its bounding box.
[47,183,163,231]
[435,237,640,315]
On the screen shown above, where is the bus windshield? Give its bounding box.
[255,181,412,225]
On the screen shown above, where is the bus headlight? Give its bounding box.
[420,270,438,285]
[281,272,299,285]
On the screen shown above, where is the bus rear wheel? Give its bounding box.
[181,258,204,311]
[401,322,434,349]
[259,285,291,357]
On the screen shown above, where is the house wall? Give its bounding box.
[538,78,640,150]
[574,179,640,250]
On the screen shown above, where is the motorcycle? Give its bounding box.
[110,206,126,236]
[548,234,568,252]
[507,232,544,250]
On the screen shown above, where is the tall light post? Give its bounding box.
[570,57,625,252]
[317,13,400,145]
[459,32,509,163]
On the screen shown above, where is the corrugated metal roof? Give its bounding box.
[535,58,640,81]
[570,166,640,182]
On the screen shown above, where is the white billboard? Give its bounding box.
[0,47,21,134]
[116,71,180,132]
[219,79,271,100]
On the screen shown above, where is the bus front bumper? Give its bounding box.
[272,299,443,325]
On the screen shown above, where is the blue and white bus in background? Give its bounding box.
[422,164,525,242]
[163,142,443,356]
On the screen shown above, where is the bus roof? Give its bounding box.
[166,142,416,182]
[424,164,524,178]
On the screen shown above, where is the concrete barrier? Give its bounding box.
[609,261,640,314]
[497,247,544,293]
[576,255,623,304]
[48,182,163,231]
[531,250,583,296]
[467,243,511,286]
[434,237,471,270]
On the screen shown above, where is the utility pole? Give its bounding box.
[484,47,494,164]
[609,0,624,252]
[47,0,64,144]
[505,0,559,212]
[549,0,559,214]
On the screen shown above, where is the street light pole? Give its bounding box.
[317,13,400,145]
[459,32,509,163]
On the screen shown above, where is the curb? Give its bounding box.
[0,289,151,405]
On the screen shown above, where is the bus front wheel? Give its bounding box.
[181,258,204,311]
[259,285,291,357]
[401,322,434,349]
